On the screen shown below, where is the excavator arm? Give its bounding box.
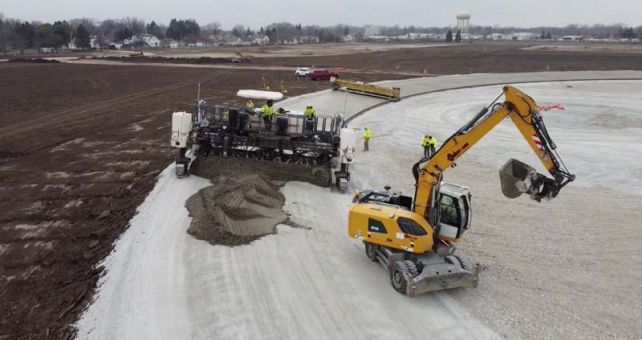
[412,86,575,224]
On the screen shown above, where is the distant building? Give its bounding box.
[89,35,101,49]
[364,26,382,38]
[395,33,430,40]
[40,47,56,53]
[253,36,270,45]
[124,34,161,48]
[512,32,539,41]
[488,33,509,41]
[161,39,179,48]
[341,34,355,42]
[560,35,584,42]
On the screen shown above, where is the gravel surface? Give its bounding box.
[349,81,642,340]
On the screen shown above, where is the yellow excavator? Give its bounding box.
[348,86,575,296]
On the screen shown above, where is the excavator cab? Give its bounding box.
[438,183,472,242]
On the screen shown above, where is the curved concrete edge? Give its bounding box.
[278,71,642,123]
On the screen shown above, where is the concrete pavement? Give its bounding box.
[279,70,642,121]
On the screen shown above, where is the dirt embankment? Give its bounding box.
[185,157,324,246]
[7,57,61,64]
[97,55,233,65]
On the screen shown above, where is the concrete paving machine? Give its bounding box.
[170,89,358,192]
[348,86,575,296]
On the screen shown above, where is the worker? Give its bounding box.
[304,105,316,118]
[261,100,276,130]
[245,99,255,114]
[304,105,316,134]
[363,127,372,151]
[421,135,438,158]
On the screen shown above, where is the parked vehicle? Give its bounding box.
[306,69,340,81]
[295,67,312,77]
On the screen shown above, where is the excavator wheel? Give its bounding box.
[364,242,378,262]
[390,260,419,295]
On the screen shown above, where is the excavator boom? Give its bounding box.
[413,86,575,223]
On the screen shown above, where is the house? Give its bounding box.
[161,39,179,48]
[341,34,355,42]
[124,34,161,48]
[253,36,270,46]
[89,35,101,49]
[364,26,382,38]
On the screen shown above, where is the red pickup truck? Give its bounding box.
[306,69,340,81]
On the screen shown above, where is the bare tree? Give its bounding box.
[203,22,221,37]
[123,17,146,35]
[69,18,96,34]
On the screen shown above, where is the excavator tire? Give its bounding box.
[364,242,378,262]
[390,261,410,294]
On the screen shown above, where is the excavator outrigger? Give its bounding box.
[348,86,575,296]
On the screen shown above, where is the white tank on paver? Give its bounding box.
[171,112,192,148]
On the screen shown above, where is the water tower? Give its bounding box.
[456,12,471,35]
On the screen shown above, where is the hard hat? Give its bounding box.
[307,104,313,108]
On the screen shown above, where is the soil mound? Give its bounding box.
[185,174,288,246]
[100,55,232,64]
[185,156,329,246]
[8,57,61,64]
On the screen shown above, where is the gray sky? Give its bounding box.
[3,0,641,28]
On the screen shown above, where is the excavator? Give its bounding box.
[347,86,575,296]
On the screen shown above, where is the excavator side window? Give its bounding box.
[397,217,427,236]
[368,218,387,234]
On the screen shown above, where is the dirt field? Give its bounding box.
[0,62,407,339]
[83,42,642,75]
[1,43,641,339]
[255,43,642,74]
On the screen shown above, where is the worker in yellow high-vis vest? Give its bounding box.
[363,127,372,151]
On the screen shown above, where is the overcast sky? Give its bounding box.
[3,0,641,28]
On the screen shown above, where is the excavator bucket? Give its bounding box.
[499,158,559,202]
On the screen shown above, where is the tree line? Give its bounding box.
[1,12,641,53]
